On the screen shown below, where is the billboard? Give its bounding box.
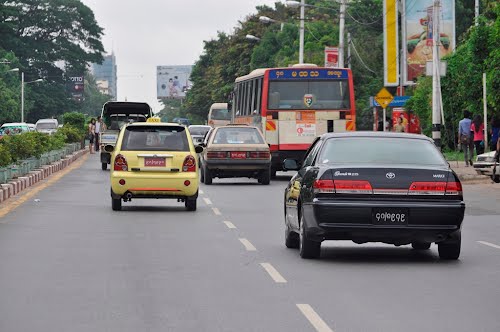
[324,47,339,68]
[383,0,399,86]
[157,65,193,99]
[67,75,84,102]
[403,0,455,83]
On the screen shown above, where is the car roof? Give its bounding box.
[215,124,259,130]
[1,122,28,126]
[320,131,433,142]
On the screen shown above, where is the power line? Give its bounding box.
[350,40,378,74]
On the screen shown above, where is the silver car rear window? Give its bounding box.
[319,137,447,166]
[212,127,265,144]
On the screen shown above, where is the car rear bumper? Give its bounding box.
[111,171,199,198]
[206,159,271,170]
[302,199,465,244]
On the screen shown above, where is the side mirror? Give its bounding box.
[282,159,299,171]
[195,145,204,154]
[104,145,115,153]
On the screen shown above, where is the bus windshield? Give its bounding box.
[211,109,231,120]
[268,80,350,110]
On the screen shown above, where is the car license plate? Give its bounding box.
[144,157,166,167]
[230,152,247,159]
[372,208,408,225]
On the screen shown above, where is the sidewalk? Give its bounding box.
[448,160,490,182]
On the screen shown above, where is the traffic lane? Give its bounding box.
[202,176,500,332]
[463,182,500,216]
[0,157,312,332]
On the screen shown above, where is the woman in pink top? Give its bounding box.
[471,114,485,155]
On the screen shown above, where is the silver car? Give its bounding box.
[474,151,499,182]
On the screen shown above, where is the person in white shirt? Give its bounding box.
[94,116,106,152]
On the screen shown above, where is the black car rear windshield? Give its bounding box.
[212,127,265,144]
[121,126,189,151]
[318,137,447,166]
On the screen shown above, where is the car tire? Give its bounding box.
[200,166,205,183]
[299,214,321,259]
[260,168,271,185]
[271,168,277,179]
[204,167,213,185]
[111,198,122,211]
[412,242,431,250]
[492,174,500,183]
[101,163,107,171]
[185,198,197,211]
[438,231,461,260]
[285,224,300,249]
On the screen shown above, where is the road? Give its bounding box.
[1,154,499,332]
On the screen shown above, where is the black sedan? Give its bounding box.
[283,132,465,260]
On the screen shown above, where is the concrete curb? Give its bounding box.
[0,149,88,205]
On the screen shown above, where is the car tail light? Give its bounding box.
[445,181,462,196]
[114,154,128,171]
[182,155,196,172]
[408,182,446,195]
[249,151,270,159]
[334,180,373,194]
[207,151,227,159]
[313,179,335,194]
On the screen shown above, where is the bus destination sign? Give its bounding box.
[269,68,348,80]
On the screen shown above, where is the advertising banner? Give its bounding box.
[383,0,399,86]
[403,0,455,83]
[157,65,193,99]
[67,75,84,101]
[324,47,339,68]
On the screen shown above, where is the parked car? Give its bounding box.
[474,151,499,182]
[0,123,30,136]
[107,120,203,211]
[199,124,271,185]
[99,101,153,171]
[35,119,59,135]
[283,132,465,260]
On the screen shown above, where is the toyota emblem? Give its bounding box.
[386,172,396,179]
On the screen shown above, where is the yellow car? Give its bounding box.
[107,121,203,211]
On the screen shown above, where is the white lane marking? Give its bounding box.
[259,263,287,283]
[296,304,334,332]
[478,241,500,250]
[239,238,257,251]
[203,197,212,205]
[223,221,237,229]
[212,207,221,216]
[199,189,204,194]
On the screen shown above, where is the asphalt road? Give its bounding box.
[0,154,499,332]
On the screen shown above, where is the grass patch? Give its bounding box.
[443,150,465,161]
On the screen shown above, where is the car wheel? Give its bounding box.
[101,163,107,171]
[260,167,271,185]
[492,174,500,183]
[111,197,122,211]
[271,168,277,179]
[299,214,321,259]
[200,166,205,183]
[285,223,300,249]
[412,242,431,250]
[204,166,213,185]
[438,231,461,260]
[185,198,197,211]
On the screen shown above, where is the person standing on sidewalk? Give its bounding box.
[88,118,96,154]
[94,116,106,152]
[458,110,474,166]
[489,116,500,152]
[471,114,485,155]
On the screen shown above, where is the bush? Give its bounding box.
[3,134,36,162]
[0,143,12,167]
[63,112,86,130]
[23,131,52,158]
[57,125,84,143]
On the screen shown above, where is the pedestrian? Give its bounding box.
[394,115,405,133]
[458,109,474,166]
[471,114,485,155]
[489,116,500,152]
[94,116,106,152]
[88,118,96,154]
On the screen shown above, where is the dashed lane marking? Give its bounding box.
[259,263,287,283]
[239,238,257,251]
[212,207,221,216]
[203,197,212,205]
[0,154,89,220]
[296,304,334,332]
[223,221,237,229]
[478,241,500,250]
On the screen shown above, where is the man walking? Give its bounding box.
[94,116,106,152]
[458,110,474,166]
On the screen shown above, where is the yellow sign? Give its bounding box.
[375,88,394,109]
[383,0,399,86]
[147,117,161,123]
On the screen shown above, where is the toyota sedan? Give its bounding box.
[283,132,465,260]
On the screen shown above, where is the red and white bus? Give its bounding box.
[232,64,356,175]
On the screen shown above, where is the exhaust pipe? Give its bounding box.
[125,193,132,201]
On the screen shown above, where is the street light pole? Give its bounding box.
[299,0,305,64]
[431,0,442,149]
[338,0,346,68]
[21,72,25,123]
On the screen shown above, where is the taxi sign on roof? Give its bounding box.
[146,117,161,123]
[374,87,394,109]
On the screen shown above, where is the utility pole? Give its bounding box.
[431,0,442,149]
[475,0,480,26]
[347,31,351,69]
[299,0,305,64]
[338,0,346,68]
[21,72,25,123]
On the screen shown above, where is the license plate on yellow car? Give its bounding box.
[144,157,166,167]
